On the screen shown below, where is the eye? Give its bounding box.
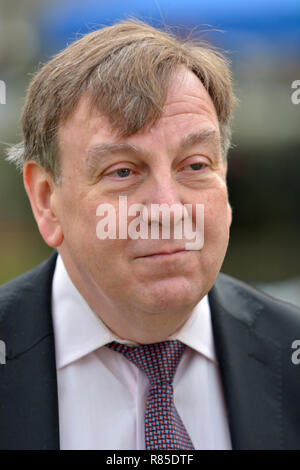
[189,162,206,171]
[183,161,208,172]
[110,168,132,178]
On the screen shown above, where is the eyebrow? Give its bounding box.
[86,128,220,172]
[86,142,139,174]
[179,129,220,154]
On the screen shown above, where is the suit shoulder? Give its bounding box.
[214,272,300,330]
[0,252,57,319]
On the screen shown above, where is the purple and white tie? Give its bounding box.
[106,340,194,450]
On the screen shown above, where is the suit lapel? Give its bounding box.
[0,251,59,450]
[209,274,283,450]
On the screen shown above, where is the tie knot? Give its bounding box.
[106,340,186,386]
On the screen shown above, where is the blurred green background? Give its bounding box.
[0,0,299,304]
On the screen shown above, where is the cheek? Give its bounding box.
[202,190,231,244]
[57,189,100,255]
[85,238,134,295]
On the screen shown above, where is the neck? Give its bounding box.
[79,279,194,343]
[58,249,196,344]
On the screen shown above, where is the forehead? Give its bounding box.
[162,68,218,122]
[58,68,220,165]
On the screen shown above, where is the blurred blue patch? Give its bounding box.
[37,0,300,59]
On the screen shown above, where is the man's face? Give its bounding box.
[53,68,231,330]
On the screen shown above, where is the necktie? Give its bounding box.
[106,340,194,450]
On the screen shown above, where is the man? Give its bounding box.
[1,20,300,450]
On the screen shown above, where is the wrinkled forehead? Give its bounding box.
[60,68,218,136]
[61,67,217,128]
[162,68,218,120]
[57,67,221,175]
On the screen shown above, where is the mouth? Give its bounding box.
[136,249,189,260]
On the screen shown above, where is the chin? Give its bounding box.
[138,277,204,315]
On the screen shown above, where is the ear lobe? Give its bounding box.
[23,161,64,247]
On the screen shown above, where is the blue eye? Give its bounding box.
[115,168,132,178]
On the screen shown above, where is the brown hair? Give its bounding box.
[7,19,236,182]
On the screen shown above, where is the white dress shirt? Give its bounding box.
[51,254,232,450]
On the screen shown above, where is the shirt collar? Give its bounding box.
[51,254,217,369]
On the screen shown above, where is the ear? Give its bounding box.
[227,201,233,227]
[23,161,64,248]
[222,159,233,227]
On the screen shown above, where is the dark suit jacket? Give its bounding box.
[1,250,300,450]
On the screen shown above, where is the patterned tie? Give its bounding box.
[106,340,194,450]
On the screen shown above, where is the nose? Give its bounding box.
[146,171,182,205]
[141,172,186,228]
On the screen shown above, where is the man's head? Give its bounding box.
[8,19,235,181]
[8,20,235,342]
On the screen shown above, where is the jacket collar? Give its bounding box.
[0,250,59,450]
[3,250,58,360]
[209,273,283,450]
